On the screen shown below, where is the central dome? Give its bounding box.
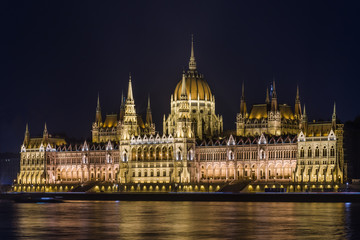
[174,72,212,101]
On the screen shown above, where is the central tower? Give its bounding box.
[163,37,223,139]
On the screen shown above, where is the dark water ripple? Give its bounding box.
[0,201,359,239]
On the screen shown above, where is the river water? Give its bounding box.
[0,201,359,239]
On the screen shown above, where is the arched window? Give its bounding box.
[330,146,335,157]
[315,147,319,157]
[308,147,312,157]
[323,147,327,157]
[300,148,304,158]
[123,153,127,162]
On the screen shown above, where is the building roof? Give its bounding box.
[248,104,295,120]
[174,71,212,101]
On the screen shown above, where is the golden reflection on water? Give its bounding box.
[0,201,355,239]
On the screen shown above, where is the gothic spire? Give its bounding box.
[97,93,100,111]
[181,71,187,100]
[265,88,270,104]
[332,102,337,129]
[189,35,197,71]
[240,81,247,115]
[271,79,278,111]
[95,94,102,123]
[127,73,134,101]
[295,85,302,117]
[146,94,153,125]
[121,90,124,106]
[24,123,30,145]
[43,122,49,140]
[296,85,300,101]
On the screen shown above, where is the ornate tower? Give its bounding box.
[120,74,139,140]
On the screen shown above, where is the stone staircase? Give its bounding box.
[217,180,252,193]
[70,181,97,192]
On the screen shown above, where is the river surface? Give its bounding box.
[0,201,359,239]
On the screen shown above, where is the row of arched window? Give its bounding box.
[300,146,335,158]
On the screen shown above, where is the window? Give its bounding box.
[323,147,327,157]
[315,147,319,157]
[308,147,312,157]
[330,146,335,157]
[300,148,304,158]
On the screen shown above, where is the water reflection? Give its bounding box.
[0,201,358,239]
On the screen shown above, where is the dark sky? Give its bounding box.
[1,1,360,152]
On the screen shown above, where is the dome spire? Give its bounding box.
[189,34,197,70]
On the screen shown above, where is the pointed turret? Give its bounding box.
[146,94,153,125]
[95,93,102,124]
[294,85,302,118]
[271,79,278,112]
[332,102,337,129]
[189,35,197,71]
[239,81,247,115]
[301,104,308,134]
[120,90,125,121]
[127,73,134,102]
[265,88,270,104]
[43,122,49,140]
[24,123,30,146]
[180,71,187,100]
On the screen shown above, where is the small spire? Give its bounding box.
[43,122,49,139]
[241,81,245,99]
[303,104,307,116]
[24,123,30,145]
[127,73,134,101]
[296,85,300,100]
[240,82,247,115]
[265,88,270,104]
[146,94,153,125]
[189,34,197,70]
[272,79,277,97]
[294,85,302,117]
[332,102,337,129]
[121,90,124,105]
[181,71,187,99]
[97,93,101,110]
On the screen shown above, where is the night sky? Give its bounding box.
[1,1,360,152]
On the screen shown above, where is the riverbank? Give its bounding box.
[1,192,360,202]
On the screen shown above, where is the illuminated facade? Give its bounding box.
[16,40,345,192]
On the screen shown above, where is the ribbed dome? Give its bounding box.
[174,72,212,101]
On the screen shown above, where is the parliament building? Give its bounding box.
[15,40,345,192]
